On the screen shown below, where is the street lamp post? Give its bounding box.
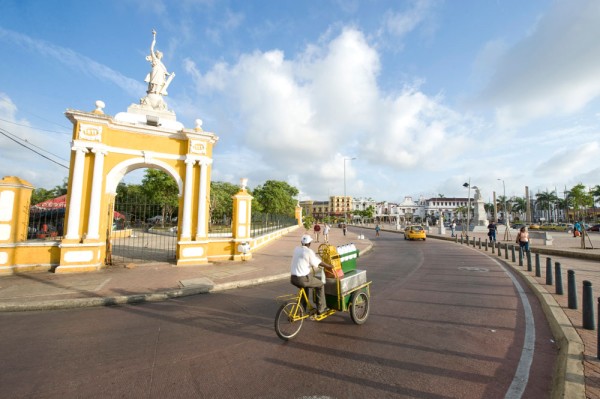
[344,157,356,224]
[463,180,472,239]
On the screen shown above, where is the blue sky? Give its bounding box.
[1,0,599,203]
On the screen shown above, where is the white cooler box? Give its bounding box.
[324,269,367,297]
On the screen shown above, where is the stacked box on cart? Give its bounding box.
[337,243,359,273]
[324,269,367,296]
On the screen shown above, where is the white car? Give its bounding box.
[147,215,163,223]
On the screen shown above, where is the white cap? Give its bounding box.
[301,234,313,245]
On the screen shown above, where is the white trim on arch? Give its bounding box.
[105,157,184,196]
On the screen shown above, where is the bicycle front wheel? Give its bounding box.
[274,302,304,341]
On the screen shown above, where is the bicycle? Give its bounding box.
[274,260,371,341]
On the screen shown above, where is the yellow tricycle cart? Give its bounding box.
[274,243,371,341]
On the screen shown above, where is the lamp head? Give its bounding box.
[463,183,469,188]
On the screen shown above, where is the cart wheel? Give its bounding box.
[350,290,370,325]
[275,302,304,341]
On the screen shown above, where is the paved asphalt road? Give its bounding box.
[0,228,556,398]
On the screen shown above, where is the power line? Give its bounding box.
[0,128,70,162]
[0,128,69,169]
[0,117,71,135]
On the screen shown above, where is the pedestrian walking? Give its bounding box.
[313,223,321,242]
[375,224,381,237]
[450,220,456,237]
[516,226,530,252]
[342,223,347,236]
[323,223,330,243]
[574,221,582,237]
[487,221,497,242]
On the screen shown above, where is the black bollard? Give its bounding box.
[582,281,594,330]
[484,240,488,251]
[535,253,541,277]
[460,236,463,245]
[472,237,476,248]
[546,257,553,285]
[518,246,523,266]
[555,262,563,295]
[497,243,502,257]
[511,245,516,262]
[491,241,495,254]
[568,270,577,309]
[478,238,481,249]
[505,243,509,260]
[526,250,532,272]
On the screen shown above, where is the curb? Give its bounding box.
[0,243,374,312]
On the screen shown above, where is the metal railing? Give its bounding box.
[251,212,297,237]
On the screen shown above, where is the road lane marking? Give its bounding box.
[491,257,535,399]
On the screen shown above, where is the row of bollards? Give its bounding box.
[456,235,598,357]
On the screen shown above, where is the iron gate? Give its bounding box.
[109,195,178,265]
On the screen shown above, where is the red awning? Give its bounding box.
[32,195,125,220]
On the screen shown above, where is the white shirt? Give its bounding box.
[324,225,330,234]
[290,246,322,276]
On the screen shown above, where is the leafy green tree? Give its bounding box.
[52,178,68,197]
[252,180,299,216]
[302,215,314,230]
[209,181,239,224]
[569,183,593,220]
[141,169,179,226]
[30,187,56,206]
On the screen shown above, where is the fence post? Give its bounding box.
[546,257,553,285]
[535,253,541,277]
[555,262,563,295]
[568,270,577,309]
[583,281,594,330]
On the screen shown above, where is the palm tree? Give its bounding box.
[535,190,559,223]
[497,195,509,222]
[511,196,527,222]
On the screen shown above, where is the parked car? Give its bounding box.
[404,225,426,241]
[147,215,163,223]
[588,224,600,232]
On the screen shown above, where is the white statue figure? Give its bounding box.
[474,187,482,201]
[145,29,175,96]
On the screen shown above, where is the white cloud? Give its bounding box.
[184,27,477,198]
[383,0,435,38]
[476,1,600,127]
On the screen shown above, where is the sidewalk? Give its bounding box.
[0,226,371,312]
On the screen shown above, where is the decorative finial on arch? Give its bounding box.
[93,100,105,115]
[195,119,203,132]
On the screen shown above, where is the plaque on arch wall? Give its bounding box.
[78,124,103,142]
[189,139,206,155]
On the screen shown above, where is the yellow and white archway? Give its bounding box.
[56,102,218,273]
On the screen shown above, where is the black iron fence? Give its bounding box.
[27,208,65,240]
[251,212,297,237]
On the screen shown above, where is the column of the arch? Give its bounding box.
[195,160,209,239]
[85,148,107,240]
[180,158,196,240]
[65,146,88,240]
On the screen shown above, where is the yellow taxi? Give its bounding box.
[404,225,426,241]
